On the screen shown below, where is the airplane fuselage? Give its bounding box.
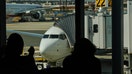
[6,3,43,16]
[39,26,72,62]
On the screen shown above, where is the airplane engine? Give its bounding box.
[30,11,42,19]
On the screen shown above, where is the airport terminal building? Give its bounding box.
[6,0,94,4]
[7,0,74,5]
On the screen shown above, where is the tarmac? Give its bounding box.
[6,21,54,52]
[6,22,54,30]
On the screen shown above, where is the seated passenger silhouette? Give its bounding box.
[63,38,101,74]
[1,33,38,74]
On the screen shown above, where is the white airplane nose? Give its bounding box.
[39,26,72,62]
[39,39,57,54]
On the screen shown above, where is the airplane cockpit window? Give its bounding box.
[43,35,49,38]
[43,34,66,39]
[49,35,59,38]
[59,34,66,40]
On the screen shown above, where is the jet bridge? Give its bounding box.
[53,13,114,51]
[54,14,75,48]
[85,13,112,50]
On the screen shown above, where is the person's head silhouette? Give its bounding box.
[63,38,101,74]
[73,38,96,56]
[6,33,24,56]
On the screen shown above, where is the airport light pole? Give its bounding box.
[0,0,6,57]
[65,0,67,12]
[60,0,63,11]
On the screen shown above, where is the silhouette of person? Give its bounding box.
[63,38,101,74]
[27,46,38,74]
[1,33,38,74]
[28,46,35,56]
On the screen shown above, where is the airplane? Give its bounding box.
[39,14,76,67]
[6,3,49,22]
[39,26,73,64]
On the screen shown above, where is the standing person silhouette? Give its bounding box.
[63,38,101,74]
[27,46,38,74]
[1,33,38,74]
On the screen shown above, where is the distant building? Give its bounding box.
[7,0,74,3]
[7,0,73,4]
[7,0,95,4]
[8,0,94,1]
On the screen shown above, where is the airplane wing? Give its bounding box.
[7,30,43,38]
[13,8,47,20]
[15,8,48,16]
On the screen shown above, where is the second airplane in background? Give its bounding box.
[6,3,53,22]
